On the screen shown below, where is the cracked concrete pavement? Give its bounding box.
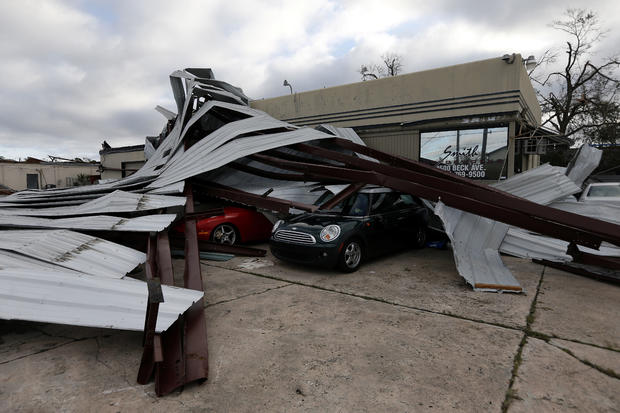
[1,245,618,412]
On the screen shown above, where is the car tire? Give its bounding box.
[211,223,238,245]
[338,238,363,273]
[413,225,427,249]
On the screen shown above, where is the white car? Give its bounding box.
[579,182,620,203]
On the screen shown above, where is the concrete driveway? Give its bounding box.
[1,245,618,412]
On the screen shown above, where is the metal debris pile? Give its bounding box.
[1,67,619,395]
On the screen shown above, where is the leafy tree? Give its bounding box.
[359,53,404,81]
[530,9,620,144]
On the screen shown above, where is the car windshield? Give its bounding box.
[341,193,370,216]
[587,184,620,198]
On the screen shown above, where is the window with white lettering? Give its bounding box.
[420,127,508,180]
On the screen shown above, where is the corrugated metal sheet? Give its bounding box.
[0,214,177,232]
[145,181,185,195]
[0,230,145,278]
[549,198,620,225]
[0,190,185,217]
[491,164,580,204]
[566,145,602,187]
[0,268,203,333]
[500,228,620,261]
[361,132,417,160]
[500,228,573,262]
[435,201,521,292]
[148,127,333,189]
[436,161,587,292]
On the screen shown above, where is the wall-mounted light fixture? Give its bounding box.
[283,80,293,94]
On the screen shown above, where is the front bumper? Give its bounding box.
[269,238,341,268]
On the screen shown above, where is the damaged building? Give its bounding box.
[1,65,618,398]
[252,54,570,179]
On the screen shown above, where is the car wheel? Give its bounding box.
[338,239,363,272]
[413,225,427,249]
[211,223,238,245]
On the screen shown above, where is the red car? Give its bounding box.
[175,207,273,245]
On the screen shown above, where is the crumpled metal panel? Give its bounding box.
[435,201,521,292]
[549,198,620,225]
[145,181,186,195]
[0,268,203,333]
[499,228,573,262]
[0,214,177,232]
[148,127,333,189]
[0,230,146,278]
[566,144,603,187]
[0,190,185,217]
[500,228,620,262]
[491,164,580,204]
[436,161,584,292]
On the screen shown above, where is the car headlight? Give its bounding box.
[320,225,341,242]
[272,219,284,234]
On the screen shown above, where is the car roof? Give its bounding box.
[358,185,394,194]
[587,182,620,187]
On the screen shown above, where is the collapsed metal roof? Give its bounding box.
[2,66,619,395]
[0,268,203,332]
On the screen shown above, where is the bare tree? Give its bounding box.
[359,53,404,81]
[531,9,620,143]
[382,53,403,76]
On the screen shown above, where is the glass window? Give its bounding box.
[588,184,620,198]
[342,193,369,216]
[420,127,508,180]
[370,192,399,214]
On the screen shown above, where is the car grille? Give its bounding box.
[274,230,316,245]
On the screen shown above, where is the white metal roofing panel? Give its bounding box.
[549,198,620,225]
[500,228,573,262]
[492,164,580,204]
[566,144,602,187]
[145,181,185,195]
[149,127,333,189]
[159,114,293,177]
[0,214,177,232]
[0,268,203,333]
[434,160,590,292]
[0,190,185,217]
[500,228,620,261]
[0,230,145,278]
[435,201,521,292]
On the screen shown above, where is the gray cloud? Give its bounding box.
[0,0,618,160]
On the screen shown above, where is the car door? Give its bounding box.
[367,192,402,254]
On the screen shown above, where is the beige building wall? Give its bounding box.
[0,162,100,191]
[100,149,145,180]
[251,54,541,128]
[251,54,542,178]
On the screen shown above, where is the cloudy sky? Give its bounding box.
[1,0,618,161]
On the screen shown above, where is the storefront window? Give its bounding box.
[420,127,508,180]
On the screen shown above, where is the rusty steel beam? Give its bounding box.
[320,182,365,210]
[168,234,267,257]
[181,182,209,385]
[156,321,185,395]
[534,259,620,285]
[193,181,319,213]
[184,208,226,221]
[137,279,164,385]
[228,161,312,182]
[156,232,174,285]
[291,142,620,248]
[567,243,620,270]
[196,241,267,257]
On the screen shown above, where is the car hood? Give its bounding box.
[288,213,344,228]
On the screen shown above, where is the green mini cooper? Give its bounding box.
[270,186,430,272]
